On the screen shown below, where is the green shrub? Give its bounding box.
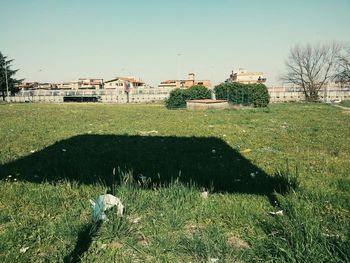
[165,88,190,109]
[187,85,211,100]
[165,85,211,109]
[214,82,270,107]
[250,84,270,107]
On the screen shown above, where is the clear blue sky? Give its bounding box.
[1,0,350,86]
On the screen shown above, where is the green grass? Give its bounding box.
[339,100,350,108]
[0,102,349,262]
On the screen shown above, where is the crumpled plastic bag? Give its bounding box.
[269,210,283,216]
[89,194,124,222]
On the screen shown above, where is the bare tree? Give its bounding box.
[335,46,350,86]
[282,42,342,102]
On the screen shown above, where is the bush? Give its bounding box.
[214,82,270,107]
[187,85,211,100]
[165,85,211,109]
[165,89,190,109]
[250,84,270,107]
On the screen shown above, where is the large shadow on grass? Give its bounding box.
[1,135,290,262]
[0,134,289,195]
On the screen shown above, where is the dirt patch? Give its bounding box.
[110,241,123,249]
[183,223,205,236]
[137,232,150,247]
[228,234,251,249]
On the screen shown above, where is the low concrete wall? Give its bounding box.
[100,94,168,103]
[268,86,350,103]
[7,95,64,103]
[187,100,229,110]
[6,93,169,104]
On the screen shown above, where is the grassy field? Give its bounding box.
[339,100,350,108]
[0,102,349,262]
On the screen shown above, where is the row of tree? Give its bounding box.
[283,42,350,102]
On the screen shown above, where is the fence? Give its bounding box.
[6,88,171,103]
[4,84,350,104]
[269,85,350,103]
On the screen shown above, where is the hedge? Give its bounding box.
[165,85,211,109]
[214,83,270,107]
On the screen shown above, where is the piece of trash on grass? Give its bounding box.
[201,191,209,199]
[128,215,142,224]
[210,258,219,263]
[322,233,340,238]
[20,247,29,253]
[139,130,158,135]
[90,194,124,222]
[241,148,252,153]
[30,150,36,153]
[269,210,283,216]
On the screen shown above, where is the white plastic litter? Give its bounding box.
[20,247,29,253]
[269,210,283,216]
[201,191,209,199]
[89,194,124,222]
[139,130,158,135]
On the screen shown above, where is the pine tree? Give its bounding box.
[0,52,22,101]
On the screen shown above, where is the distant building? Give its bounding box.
[18,82,58,90]
[57,81,80,90]
[104,77,145,89]
[18,82,38,90]
[226,69,266,84]
[56,78,103,90]
[78,78,103,89]
[103,76,150,95]
[158,73,212,89]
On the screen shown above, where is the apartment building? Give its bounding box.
[226,69,266,84]
[158,73,212,89]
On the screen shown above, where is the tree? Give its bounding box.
[0,52,22,101]
[282,42,342,102]
[335,46,350,86]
